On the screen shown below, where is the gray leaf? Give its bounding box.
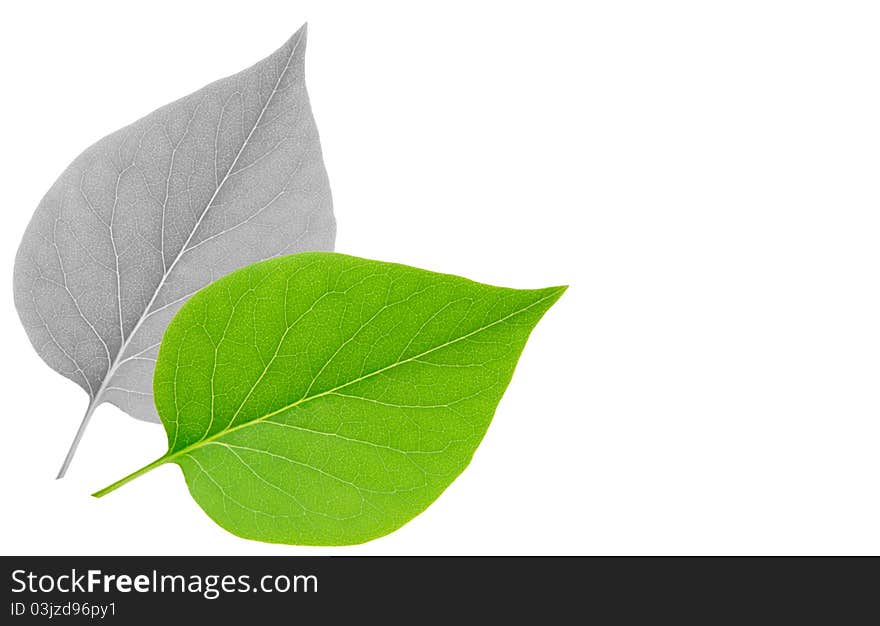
[13,24,335,477]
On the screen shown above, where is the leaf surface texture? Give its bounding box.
[13,25,334,466]
[107,253,564,545]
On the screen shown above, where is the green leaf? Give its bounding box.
[94,253,565,545]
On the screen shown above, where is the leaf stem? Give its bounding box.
[56,399,100,479]
[91,455,170,498]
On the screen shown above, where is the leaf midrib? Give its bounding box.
[163,288,562,466]
[93,31,304,407]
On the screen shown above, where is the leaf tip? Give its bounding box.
[545,284,569,303]
[293,21,309,44]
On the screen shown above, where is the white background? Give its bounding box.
[1,1,879,556]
